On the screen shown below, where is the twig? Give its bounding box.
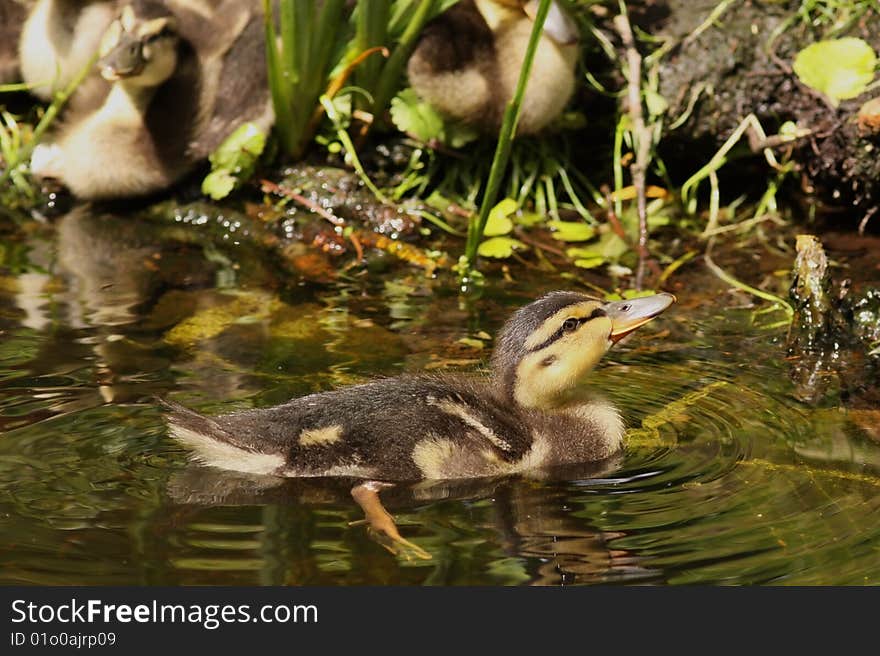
[613,9,653,290]
[858,206,877,235]
[602,186,631,241]
[306,46,389,141]
[260,179,346,227]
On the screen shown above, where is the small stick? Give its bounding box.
[260,179,346,227]
[348,230,365,263]
[613,11,653,290]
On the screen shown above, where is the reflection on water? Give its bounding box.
[1,207,879,585]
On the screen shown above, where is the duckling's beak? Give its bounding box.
[523,0,579,45]
[99,35,145,80]
[603,293,676,344]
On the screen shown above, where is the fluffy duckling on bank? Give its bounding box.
[164,291,674,555]
[407,0,580,134]
[30,0,271,200]
[31,2,200,199]
[19,0,119,99]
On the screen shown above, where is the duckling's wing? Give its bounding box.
[164,376,535,481]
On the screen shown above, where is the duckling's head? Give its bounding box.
[492,291,675,409]
[98,2,179,87]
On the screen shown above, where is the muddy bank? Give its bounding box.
[629,0,880,216]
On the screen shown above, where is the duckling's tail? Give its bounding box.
[159,399,284,476]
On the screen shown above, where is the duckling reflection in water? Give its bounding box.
[407,0,579,134]
[166,458,658,582]
[164,291,674,557]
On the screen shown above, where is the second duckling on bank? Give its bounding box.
[407,0,580,135]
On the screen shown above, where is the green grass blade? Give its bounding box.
[462,0,553,278]
[371,0,437,125]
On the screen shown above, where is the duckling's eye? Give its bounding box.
[562,317,580,332]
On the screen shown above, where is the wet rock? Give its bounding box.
[786,234,879,406]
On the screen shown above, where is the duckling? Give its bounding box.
[165,291,673,557]
[407,0,579,135]
[18,0,118,100]
[0,0,28,85]
[30,1,201,199]
[165,291,674,481]
[30,0,270,200]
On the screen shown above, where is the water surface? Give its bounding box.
[1,208,878,585]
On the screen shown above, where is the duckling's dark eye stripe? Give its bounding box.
[527,308,606,353]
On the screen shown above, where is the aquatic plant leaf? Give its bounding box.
[484,199,517,236]
[477,237,527,259]
[573,256,605,269]
[645,89,668,117]
[201,170,237,200]
[202,123,267,200]
[390,89,445,142]
[793,38,877,105]
[515,211,543,227]
[548,220,595,242]
[566,231,629,263]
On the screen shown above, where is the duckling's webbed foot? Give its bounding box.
[350,481,431,561]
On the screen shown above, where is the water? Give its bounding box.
[1,208,878,585]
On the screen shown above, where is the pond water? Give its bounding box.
[1,207,878,585]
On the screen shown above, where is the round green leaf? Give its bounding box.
[484,215,514,237]
[477,237,528,259]
[202,170,237,201]
[793,38,877,105]
[574,257,605,269]
[484,198,518,236]
[547,220,596,242]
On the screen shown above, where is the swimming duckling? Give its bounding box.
[407,0,579,135]
[18,0,118,100]
[165,291,673,557]
[165,291,674,481]
[30,1,201,199]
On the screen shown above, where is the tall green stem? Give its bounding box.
[370,0,437,127]
[461,0,552,280]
